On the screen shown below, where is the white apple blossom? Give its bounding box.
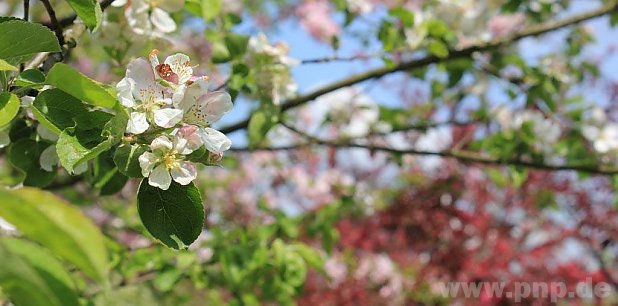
[147,50,234,154]
[138,127,202,190]
[581,107,618,155]
[116,57,183,134]
[496,108,562,155]
[246,33,298,105]
[583,124,618,154]
[111,0,183,36]
[314,87,379,138]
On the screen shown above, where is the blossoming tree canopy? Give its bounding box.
[0,0,618,304]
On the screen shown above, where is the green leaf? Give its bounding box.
[137,180,204,249]
[0,187,108,281]
[201,0,222,21]
[46,63,117,108]
[15,69,46,87]
[66,0,102,30]
[0,58,17,71]
[7,139,56,187]
[388,8,414,27]
[225,34,250,58]
[427,40,449,58]
[0,19,61,63]
[248,104,279,147]
[113,144,148,177]
[0,242,75,306]
[0,92,20,127]
[102,107,129,143]
[92,152,128,195]
[31,88,89,134]
[2,239,79,306]
[290,243,325,274]
[56,128,113,173]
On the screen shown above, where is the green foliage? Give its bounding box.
[0,241,78,306]
[15,69,46,88]
[56,128,113,173]
[91,151,129,195]
[0,59,17,72]
[201,0,222,21]
[46,63,117,108]
[1,239,80,306]
[0,187,109,281]
[137,180,205,249]
[0,92,19,128]
[32,89,89,134]
[7,139,56,187]
[66,0,103,30]
[114,143,149,177]
[206,221,324,305]
[0,18,61,63]
[248,103,279,147]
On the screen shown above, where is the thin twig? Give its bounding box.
[300,53,380,64]
[21,0,30,71]
[40,0,65,47]
[219,3,618,135]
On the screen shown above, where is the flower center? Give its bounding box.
[162,150,180,170]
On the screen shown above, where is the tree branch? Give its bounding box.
[40,0,65,47]
[219,2,618,135]
[231,139,618,176]
[42,0,115,28]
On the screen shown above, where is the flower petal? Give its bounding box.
[198,127,232,153]
[111,0,127,7]
[150,8,177,34]
[126,58,155,99]
[171,161,197,185]
[150,136,174,152]
[138,151,159,177]
[175,77,209,109]
[164,53,192,84]
[175,125,203,154]
[39,145,58,172]
[116,77,136,108]
[37,124,58,142]
[126,112,150,134]
[149,164,172,190]
[154,108,183,128]
[197,91,233,125]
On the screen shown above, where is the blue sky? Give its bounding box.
[210,1,618,146]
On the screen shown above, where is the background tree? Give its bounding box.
[0,0,618,305]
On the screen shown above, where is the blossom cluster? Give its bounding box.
[117,50,233,190]
[494,106,562,157]
[111,0,183,36]
[582,107,618,156]
[246,33,298,105]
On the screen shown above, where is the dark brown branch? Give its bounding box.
[23,0,29,21]
[219,2,618,135]
[231,140,618,176]
[42,0,115,28]
[40,0,65,47]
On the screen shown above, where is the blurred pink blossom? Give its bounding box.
[488,13,526,37]
[296,0,340,42]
